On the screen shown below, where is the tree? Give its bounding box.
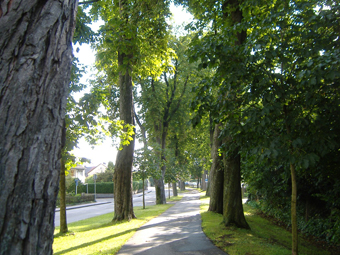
[92,0,171,219]
[0,1,77,254]
[136,34,199,204]
[231,1,340,252]
[179,0,250,229]
[59,6,99,233]
[219,0,250,230]
[207,124,224,213]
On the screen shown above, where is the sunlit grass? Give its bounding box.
[200,193,330,255]
[53,196,182,255]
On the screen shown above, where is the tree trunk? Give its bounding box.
[202,170,207,191]
[172,181,178,196]
[208,124,224,214]
[219,0,249,229]
[290,163,298,255]
[223,148,250,229]
[0,1,77,254]
[180,180,185,191]
[155,128,167,204]
[206,114,215,196]
[59,159,68,233]
[155,178,166,204]
[113,51,135,221]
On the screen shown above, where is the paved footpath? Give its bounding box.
[117,190,227,255]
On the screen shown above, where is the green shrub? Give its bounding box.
[56,194,94,207]
[133,180,145,192]
[66,179,149,195]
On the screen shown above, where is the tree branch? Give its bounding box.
[169,75,189,121]
[79,0,100,5]
[134,107,148,149]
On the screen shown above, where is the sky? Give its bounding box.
[71,3,193,167]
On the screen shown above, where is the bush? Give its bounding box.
[67,181,146,194]
[133,180,145,193]
[56,193,95,207]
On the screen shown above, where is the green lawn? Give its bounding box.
[200,194,330,255]
[53,196,182,255]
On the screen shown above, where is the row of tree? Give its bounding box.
[1,0,339,254]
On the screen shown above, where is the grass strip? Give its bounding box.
[200,194,330,255]
[53,195,182,255]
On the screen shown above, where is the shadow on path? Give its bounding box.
[117,191,227,255]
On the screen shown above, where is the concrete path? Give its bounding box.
[117,190,227,255]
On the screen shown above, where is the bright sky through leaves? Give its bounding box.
[71,3,193,167]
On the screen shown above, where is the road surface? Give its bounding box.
[55,187,175,227]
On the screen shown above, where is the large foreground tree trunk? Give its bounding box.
[59,159,68,233]
[113,51,135,221]
[223,148,250,229]
[208,124,224,214]
[0,1,77,254]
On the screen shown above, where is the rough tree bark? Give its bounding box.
[113,52,135,221]
[208,124,224,214]
[172,182,178,196]
[0,0,77,254]
[223,147,250,228]
[180,180,186,191]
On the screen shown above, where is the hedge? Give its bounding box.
[56,194,94,207]
[67,180,145,194]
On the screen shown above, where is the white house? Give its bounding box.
[85,163,107,178]
[69,165,86,183]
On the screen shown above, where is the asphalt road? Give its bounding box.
[54,187,174,227]
[117,190,227,255]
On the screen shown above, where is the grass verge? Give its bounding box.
[53,196,182,255]
[200,194,330,255]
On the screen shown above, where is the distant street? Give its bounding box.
[55,186,175,227]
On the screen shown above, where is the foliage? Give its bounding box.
[180,0,340,246]
[56,194,95,207]
[67,180,144,194]
[200,194,331,255]
[86,162,115,183]
[133,146,163,181]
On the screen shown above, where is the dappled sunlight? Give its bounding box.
[53,204,174,255]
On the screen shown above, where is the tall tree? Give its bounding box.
[228,1,340,252]
[92,0,171,218]
[179,0,250,228]
[220,0,249,229]
[0,1,77,254]
[59,6,98,233]
[136,35,198,204]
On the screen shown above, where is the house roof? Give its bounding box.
[85,163,107,177]
[72,165,85,171]
[85,166,95,176]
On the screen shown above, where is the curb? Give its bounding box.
[55,201,111,212]
[55,190,153,212]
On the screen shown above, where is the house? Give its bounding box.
[69,165,86,183]
[85,163,108,178]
